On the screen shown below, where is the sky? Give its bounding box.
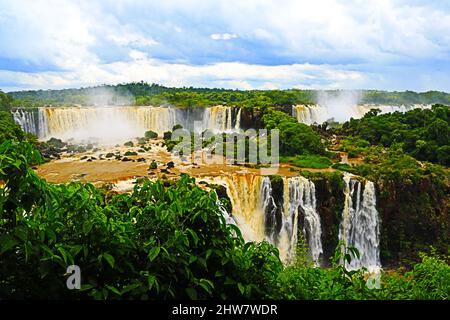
[0,0,450,92]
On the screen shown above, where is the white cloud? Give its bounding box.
[210,33,238,41]
[1,0,450,91]
[0,55,367,91]
[0,0,98,69]
[108,34,157,47]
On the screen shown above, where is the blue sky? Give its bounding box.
[0,0,450,92]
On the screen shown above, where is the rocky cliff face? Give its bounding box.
[310,174,344,266]
[212,169,448,268]
[376,176,449,268]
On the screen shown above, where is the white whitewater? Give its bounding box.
[12,106,178,142]
[206,174,322,265]
[292,104,432,125]
[283,176,323,265]
[203,105,238,132]
[292,105,329,125]
[12,105,241,142]
[339,173,381,272]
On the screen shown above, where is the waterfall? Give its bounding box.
[292,105,329,125]
[283,176,323,265]
[204,174,322,264]
[215,195,236,226]
[339,173,380,272]
[203,106,240,132]
[203,174,267,242]
[12,108,43,137]
[355,104,432,117]
[12,105,241,142]
[293,104,432,125]
[261,177,278,243]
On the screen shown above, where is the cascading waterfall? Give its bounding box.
[339,173,381,272]
[203,105,240,132]
[12,106,178,141]
[293,104,432,125]
[206,174,322,264]
[292,105,329,125]
[12,108,47,137]
[283,176,323,265]
[355,104,431,118]
[12,105,241,142]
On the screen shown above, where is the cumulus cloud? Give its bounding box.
[0,0,449,91]
[108,34,158,47]
[0,56,367,91]
[210,33,238,41]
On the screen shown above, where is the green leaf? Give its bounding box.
[205,249,213,260]
[185,287,198,300]
[102,252,115,268]
[121,283,140,295]
[199,279,214,294]
[237,282,245,295]
[198,257,207,270]
[80,284,94,292]
[147,275,158,292]
[82,221,93,235]
[148,247,160,262]
[189,255,197,265]
[0,234,18,254]
[224,277,235,285]
[106,285,121,296]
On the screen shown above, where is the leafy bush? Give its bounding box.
[0,141,281,299]
[270,245,450,300]
[144,131,158,139]
[341,105,450,165]
[281,155,332,169]
[263,110,326,156]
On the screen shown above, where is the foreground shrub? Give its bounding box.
[0,141,281,299]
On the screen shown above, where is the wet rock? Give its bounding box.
[46,137,66,149]
[167,161,175,169]
[145,130,158,139]
[124,141,134,147]
[163,131,172,140]
[121,157,132,162]
[124,151,138,156]
[149,160,157,170]
[136,158,146,162]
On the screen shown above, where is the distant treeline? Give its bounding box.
[7,82,450,108]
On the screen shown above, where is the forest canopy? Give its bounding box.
[340,105,450,165]
[8,82,450,108]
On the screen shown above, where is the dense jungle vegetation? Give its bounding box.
[8,82,450,108]
[340,105,450,165]
[1,89,449,300]
[0,139,449,299]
